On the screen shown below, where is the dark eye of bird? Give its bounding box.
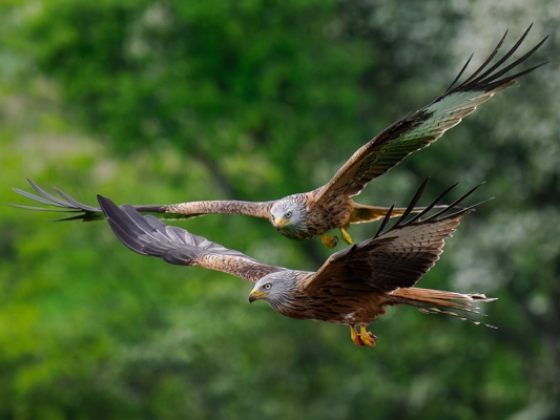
[285,211,292,219]
[265,283,271,290]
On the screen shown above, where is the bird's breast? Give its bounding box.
[305,196,353,237]
[307,289,391,325]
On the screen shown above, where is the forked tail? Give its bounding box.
[391,287,497,328]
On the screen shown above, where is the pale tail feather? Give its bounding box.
[391,287,498,328]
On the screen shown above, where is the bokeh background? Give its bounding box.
[1,1,559,419]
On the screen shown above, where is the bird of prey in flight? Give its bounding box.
[97,179,496,347]
[7,26,546,248]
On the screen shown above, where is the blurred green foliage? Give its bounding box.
[1,0,559,419]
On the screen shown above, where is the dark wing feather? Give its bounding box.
[305,180,490,294]
[5,178,170,222]
[5,178,105,221]
[6,178,275,222]
[314,25,546,204]
[98,195,285,282]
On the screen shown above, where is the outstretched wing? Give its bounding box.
[98,195,286,282]
[305,179,490,294]
[6,178,275,222]
[314,25,546,204]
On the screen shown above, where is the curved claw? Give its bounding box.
[350,326,377,347]
[359,326,377,347]
[321,233,338,249]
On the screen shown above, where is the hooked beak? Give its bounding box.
[273,217,289,230]
[249,289,268,303]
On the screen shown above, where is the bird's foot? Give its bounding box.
[359,326,377,347]
[350,325,363,346]
[350,326,377,347]
[321,233,338,249]
[340,227,354,245]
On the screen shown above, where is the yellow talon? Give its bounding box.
[359,326,377,347]
[340,227,354,245]
[321,233,338,248]
[350,326,364,346]
[350,326,377,347]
